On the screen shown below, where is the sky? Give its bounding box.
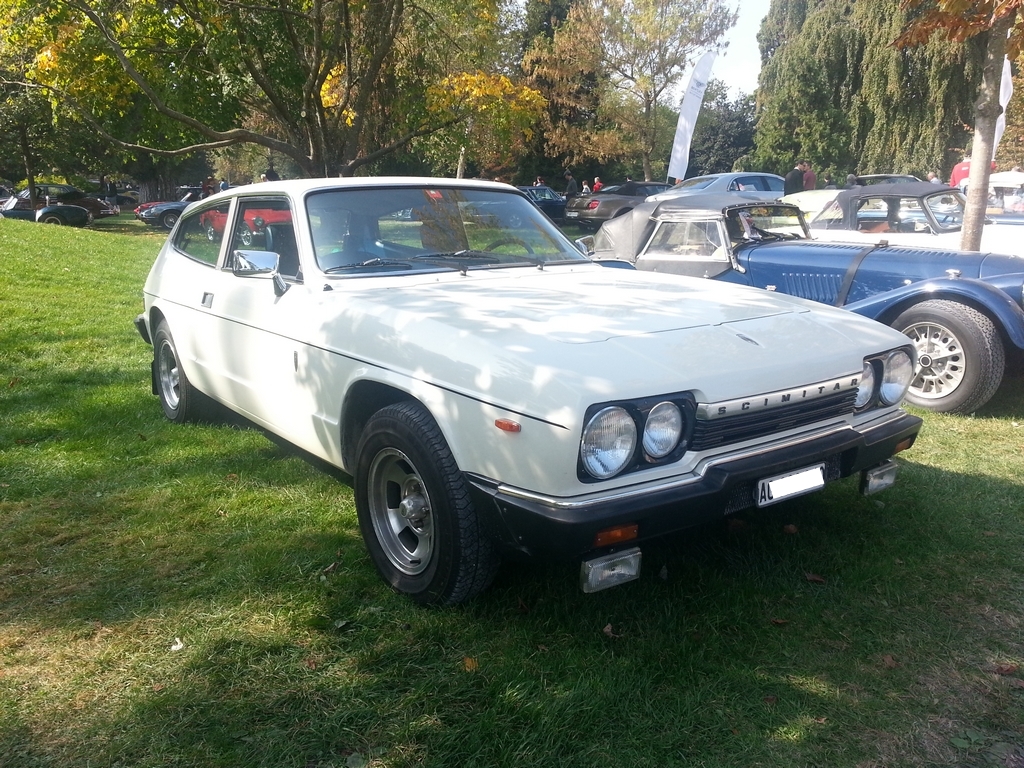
[712,0,772,97]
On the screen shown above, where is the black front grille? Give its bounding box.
[691,390,857,452]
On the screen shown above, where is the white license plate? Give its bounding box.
[565,211,579,218]
[755,464,825,508]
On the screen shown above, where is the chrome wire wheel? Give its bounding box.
[366,447,434,576]
[156,337,181,412]
[902,320,966,401]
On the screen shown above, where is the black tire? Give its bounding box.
[161,210,180,230]
[153,321,214,423]
[893,299,1005,414]
[354,401,499,605]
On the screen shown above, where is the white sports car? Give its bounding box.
[135,177,923,604]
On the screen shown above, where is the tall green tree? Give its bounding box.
[688,82,756,176]
[524,0,735,180]
[0,0,543,178]
[752,0,981,183]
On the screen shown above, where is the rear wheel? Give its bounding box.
[893,299,1004,414]
[355,401,499,605]
[40,214,63,225]
[161,210,180,229]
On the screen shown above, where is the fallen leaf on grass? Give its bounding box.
[763,695,778,705]
[463,657,479,672]
[137,432,148,441]
[537,645,549,652]
[304,657,319,670]
[225,473,239,482]
[152,683,165,692]
[804,573,826,584]
[783,524,798,534]
[882,655,898,669]
[983,531,997,537]
[814,717,827,724]
[603,624,621,639]
[994,664,1019,676]
[770,618,789,626]
[659,565,668,580]
[323,562,338,574]
[170,638,184,651]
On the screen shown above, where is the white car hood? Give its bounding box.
[310,268,903,424]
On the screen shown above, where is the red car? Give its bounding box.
[199,206,293,244]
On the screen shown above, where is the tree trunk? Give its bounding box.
[960,11,1015,251]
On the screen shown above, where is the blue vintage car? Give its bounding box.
[0,195,91,226]
[593,193,1024,414]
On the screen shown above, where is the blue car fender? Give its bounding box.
[843,276,1024,351]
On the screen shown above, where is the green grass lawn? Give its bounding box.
[1,215,1023,767]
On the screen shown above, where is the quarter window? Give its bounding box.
[174,203,230,266]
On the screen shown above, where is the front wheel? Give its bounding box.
[161,211,180,230]
[40,214,63,225]
[893,299,1005,414]
[354,402,499,605]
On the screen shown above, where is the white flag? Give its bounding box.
[993,55,1013,162]
[667,51,717,182]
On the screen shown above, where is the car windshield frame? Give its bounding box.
[304,185,590,276]
[724,204,809,244]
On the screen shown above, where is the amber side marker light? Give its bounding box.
[894,436,915,454]
[594,523,638,548]
[494,418,521,433]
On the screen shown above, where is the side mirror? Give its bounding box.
[575,235,596,256]
[232,249,289,296]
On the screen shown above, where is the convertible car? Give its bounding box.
[784,181,1020,255]
[592,194,1024,415]
[134,178,921,604]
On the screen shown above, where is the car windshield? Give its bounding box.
[306,186,588,274]
[724,205,808,242]
[529,187,561,201]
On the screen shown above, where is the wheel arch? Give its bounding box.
[846,279,1024,351]
[340,380,418,470]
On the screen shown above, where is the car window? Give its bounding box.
[726,205,808,241]
[638,184,670,196]
[306,186,586,274]
[809,200,845,230]
[672,177,714,190]
[174,203,231,266]
[642,220,727,260]
[764,176,785,192]
[924,191,965,231]
[228,198,300,278]
[730,176,765,191]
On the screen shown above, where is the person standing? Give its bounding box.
[592,176,604,192]
[784,161,807,195]
[564,171,579,200]
[802,161,817,190]
[581,179,592,195]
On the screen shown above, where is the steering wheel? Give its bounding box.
[484,236,535,253]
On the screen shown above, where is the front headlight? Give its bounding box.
[879,349,914,405]
[643,401,683,458]
[581,407,637,479]
[855,359,876,410]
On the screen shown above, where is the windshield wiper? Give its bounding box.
[411,250,502,263]
[324,257,415,272]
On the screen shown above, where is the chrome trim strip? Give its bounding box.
[494,409,910,512]
[696,372,861,420]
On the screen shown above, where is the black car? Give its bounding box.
[517,185,566,222]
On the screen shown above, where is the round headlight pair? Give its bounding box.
[581,401,684,479]
[855,349,914,410]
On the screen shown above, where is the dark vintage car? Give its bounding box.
[7,183,118,220]
[517,185,566,222]
[592,193,1024,414]
[564,180,672,230]
[138,200,196,230]
[0,196,91,226]
[134,188,204,219]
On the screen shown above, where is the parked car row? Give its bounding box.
[0,183,119,226]
[592,193,1024,415]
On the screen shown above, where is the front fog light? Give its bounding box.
[580,547,642,593]
[861,459,898,495]
[880,349,914,405]
[855,359,876,409]
[643,401,683,458]
[581,406,637,479]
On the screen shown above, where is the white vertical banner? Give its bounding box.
[667,51,717,182]
[993,54,1013,161]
